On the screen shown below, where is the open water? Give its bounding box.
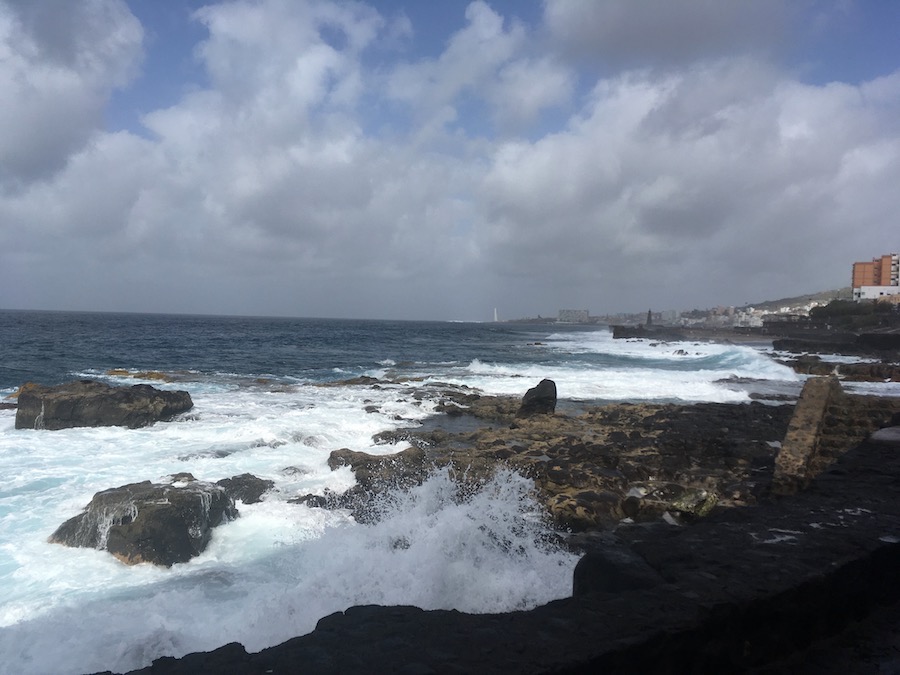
[0,310,807,674]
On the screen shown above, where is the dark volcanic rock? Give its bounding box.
[857,332,900,351]
[572,532,664,596]
[215,473,274,504]
[327,446,428,490]
[49,479,237,566]
[782,354,900,382]
[15,380,193,430]
[516,378,557,418]
[306,394,798,532]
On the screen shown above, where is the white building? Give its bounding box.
[853,286,900,301]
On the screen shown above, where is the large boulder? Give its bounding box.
[48,478,237,566]
[15,380,193,430]
[516,378,557,418]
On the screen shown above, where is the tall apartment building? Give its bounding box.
[852,252,900,300]
[852,253,898,287]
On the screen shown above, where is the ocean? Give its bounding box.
[0,310,806,674]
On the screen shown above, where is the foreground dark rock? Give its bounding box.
[50,477,237,566]
[123,429,900,674]
[15,380,193,430]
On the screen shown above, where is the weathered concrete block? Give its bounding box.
[773,376,844,495]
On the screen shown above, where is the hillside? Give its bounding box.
[740,287,852,313]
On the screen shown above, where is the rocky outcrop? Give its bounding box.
[215,473,274,504]
[327,446,428,490]
[857,331,900,351]
[780,354,900,382]
[774,332,900,361]
[305,397,794,532]
[316,447,431,522]
[571,532,664,595]
[516,378,557,417]
[49,478,237,566]
[126,434,900,674]
[15,380,193,430]
[308,379,900,533]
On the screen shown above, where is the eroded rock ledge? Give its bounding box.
[15,380,192,430]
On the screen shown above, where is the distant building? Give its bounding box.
[855,286,900,301]
[852,253,900,301]
[557,309,590,323]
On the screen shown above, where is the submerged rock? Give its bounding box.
[15,380,193,430]
[49,479,237,566]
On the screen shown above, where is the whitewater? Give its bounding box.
[0,311,803,674]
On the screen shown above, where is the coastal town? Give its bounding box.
[516,252,900,331]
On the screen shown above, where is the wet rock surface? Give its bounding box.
[14,380,193,430]
[50,477,237,567]
[215,473,275,505]
[781,353,900,382]
[298,379,899,533]
[320,395,796,531]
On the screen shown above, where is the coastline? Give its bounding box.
[113,368,900,674]
[4,315,896,674]
[118,386,900,674]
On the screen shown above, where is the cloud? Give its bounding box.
[1,0,899,319]
[542,0,789,69]
[478,60,900,311]
[0,0,142,183]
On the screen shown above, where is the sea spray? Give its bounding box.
[0,468,579,675]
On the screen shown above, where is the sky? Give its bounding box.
[1,0,899,321]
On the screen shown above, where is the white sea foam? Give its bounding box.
[0,468,576,675]
[419,330,798,403]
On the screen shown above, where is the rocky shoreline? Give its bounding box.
[110,387,900,674]
[11,336,899,673]
[87,370,900,674]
